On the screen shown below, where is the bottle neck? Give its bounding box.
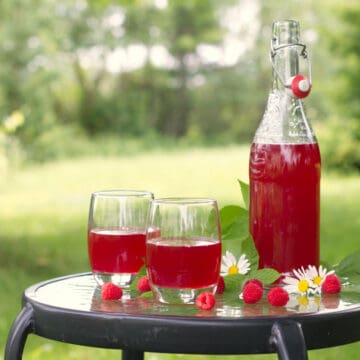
[271,20,301,92]
[272,46,300,91]
[254,45,316,144]
[252,19,317,145]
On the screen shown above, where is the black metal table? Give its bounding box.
[4,273,360,360]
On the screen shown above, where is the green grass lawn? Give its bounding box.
[1,145,359,359]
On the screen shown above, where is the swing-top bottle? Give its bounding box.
[249,20,321,274]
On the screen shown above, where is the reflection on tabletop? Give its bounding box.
[29,274,359,318]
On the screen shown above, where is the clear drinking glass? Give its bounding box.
[88,190,154,287]
[146,198,222,304]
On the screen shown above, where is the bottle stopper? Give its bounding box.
[287,74,311,98]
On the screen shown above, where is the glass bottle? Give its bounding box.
[249,20,321,275]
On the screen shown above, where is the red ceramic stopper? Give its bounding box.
[289,74,311,98]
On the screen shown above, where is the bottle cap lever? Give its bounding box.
[270,43,312,98]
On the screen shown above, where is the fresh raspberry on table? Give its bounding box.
[322,274,341,294]
[242,282,263,304]
[137,276,151,292]
[195,292,216,310]
[216,276,225,294]
[101,282,123,300]
[244,278,264,290]
[267,287,289,306]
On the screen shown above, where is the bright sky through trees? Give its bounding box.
[82,0,261,74]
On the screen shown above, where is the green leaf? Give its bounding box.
[129,265,147,292]
[220,205,248,231]
[139,291,154,299]
[222,217,249,242]
[320,259,334,271]
[205,207,218,236]
[241,235,259,270]
[247,268,281,285]
[335,248,360,284]
[220,204,250,258]
[238,179,249,210]
[339,282,360,303]
[223,274,246,297]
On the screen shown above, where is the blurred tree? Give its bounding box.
[315,0,360,171]
[160,0,224,136]
[120,2,170,134]
[0,0,59,145]
[123,0,225,137]
[0,0,358,170]
[336,7,360,121]
[50,1,119,134]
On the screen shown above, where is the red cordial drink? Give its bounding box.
[88,227,160,274]
[146,237,221,288]
[249,20,320,274]
[250,143,320,272]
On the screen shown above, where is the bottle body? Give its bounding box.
[249,20,320,274]
[250,142,320,272]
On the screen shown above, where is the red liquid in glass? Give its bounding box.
[88,227,159,274]
[249,143,321,273]
[146,238,221,288]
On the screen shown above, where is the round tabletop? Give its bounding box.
[5,273,360,360]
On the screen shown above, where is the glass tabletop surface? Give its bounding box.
[25,273,360,319]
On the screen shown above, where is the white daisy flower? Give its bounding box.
[293,266,309,280]
[283,267,314,295]
[221,251,250,276]
[306,265,335,294]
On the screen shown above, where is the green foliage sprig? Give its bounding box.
[220,180,360,296]
[219,180,280,298]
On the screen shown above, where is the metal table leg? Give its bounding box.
[4,304,34,360]
[122,349,144,360]
[269,320,308,360]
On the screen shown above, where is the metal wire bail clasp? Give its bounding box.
[270,42,312,98]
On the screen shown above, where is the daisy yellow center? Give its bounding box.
[298,296,309,307]
[313,276,323,286]
[228,265,239,275]
[297,279,309,293]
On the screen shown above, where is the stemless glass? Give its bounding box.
[146,198,222,304]
[88,190,154,287]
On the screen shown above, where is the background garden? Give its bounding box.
[1,0,359,359]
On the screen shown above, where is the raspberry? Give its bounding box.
[267,287,289,306]
[244,278,263,290]
[242,282,263,304]
[216,276,225,294]
[195,292,216,310]
[322,274,341,294]
[137,276,151,292]
[101,282,123,300]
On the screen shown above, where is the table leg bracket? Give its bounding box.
[122,349,144,360]
[4,304,34,360]
[269,320,308,360]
